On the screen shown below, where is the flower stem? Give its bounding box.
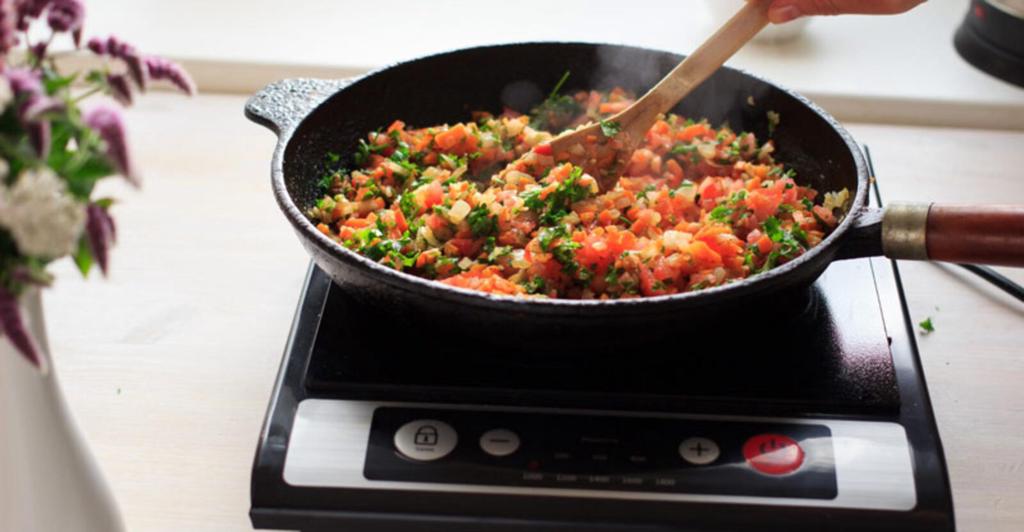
[72,86,104,104]
[29,32,56,70]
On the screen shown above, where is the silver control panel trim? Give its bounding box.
[283,399,916,511]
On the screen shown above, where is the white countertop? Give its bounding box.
[21,1,1024,530]
[39,93,1024,532]
[77,0,1024,129]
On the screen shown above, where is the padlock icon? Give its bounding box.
[414,425,439,446]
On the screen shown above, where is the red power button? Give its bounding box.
[743,434,804,475]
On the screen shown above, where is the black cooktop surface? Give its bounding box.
[252,149,953,532]
[304,259,899,417]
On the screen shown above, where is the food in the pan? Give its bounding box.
[307,85,847,299]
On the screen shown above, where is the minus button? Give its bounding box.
[480,429,521,457]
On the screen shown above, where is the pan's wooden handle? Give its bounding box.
[927,204,1024,266]
[882,203,1024,267]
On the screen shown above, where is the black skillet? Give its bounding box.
[245,42,1023,353]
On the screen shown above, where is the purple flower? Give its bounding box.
[0,286,41,369]
[95,35,147,90]
[84,106,137,185]
[20,0,50,19]
[5,67,42,95]
[29,39,47,60]
[106,73,133,106]
[4,68,54,157]
[122,52,147,91]
[0,0,18,56]
[86,35,105,55]
[27,120,50,158]
[21,93,63,120]
[16,0,50,31]
[46,0,84,46]
[145,56,196,96]
[85,203,116,275]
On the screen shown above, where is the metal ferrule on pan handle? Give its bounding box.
[881,202,932,260]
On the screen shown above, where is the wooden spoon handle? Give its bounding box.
[546,0,770,191]
[882,203,1024,267]
[626,0,771,117]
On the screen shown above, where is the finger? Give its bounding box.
[768,0,926,24]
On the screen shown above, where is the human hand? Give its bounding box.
[767,0,927,24]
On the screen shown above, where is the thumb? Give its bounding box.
[767,0,926,24]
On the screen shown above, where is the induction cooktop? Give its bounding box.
[249,149,954,532]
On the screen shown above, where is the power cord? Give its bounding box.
[956,264,1024,303]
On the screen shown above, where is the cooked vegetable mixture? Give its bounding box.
[308,85,847,299]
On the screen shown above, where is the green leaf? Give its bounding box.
[604,266,623,286]
[399,191,419,219]
[669,143,697,155]
[84,70,106,85]
[552,240,582,275]
[549,70,571,99]
[63,156,115,199]
[486,244,512,264]
[72,236,94,277]
[538,224,570,251]
[353,139,386,167]
[317,171,340,192]
[523,276,547,295]
[600,119,621,137]
[466,204,497,237]
[762,216,784,242]
[43,71,79,95]
[528,73,580,131]
[521,166,591,226]
[791,225,808,244]
[918,317,935,333]
[709,205,734,222]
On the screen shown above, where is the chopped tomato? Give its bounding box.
[314,87,838,300]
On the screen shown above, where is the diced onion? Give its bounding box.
[561,211,580,226]
[447,199,471,223]
[458,257,474,270]
[505,117,525,137]
[823,188,850,211]
[511,249,530,269]
[697,142,717,160]
[418,225,440,247]
[662,230,692,251]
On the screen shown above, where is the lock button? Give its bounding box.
[394,419,457,462]
[415,425,439,445]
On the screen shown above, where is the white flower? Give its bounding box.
[0,168,86,258]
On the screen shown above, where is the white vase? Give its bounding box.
[0,288,124,532]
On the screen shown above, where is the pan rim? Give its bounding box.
[267,41,869,312]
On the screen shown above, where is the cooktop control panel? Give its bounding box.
[364,407,837,499]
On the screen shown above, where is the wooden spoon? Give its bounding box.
[545,0,772,191]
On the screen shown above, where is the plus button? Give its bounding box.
[679,437,720,465]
